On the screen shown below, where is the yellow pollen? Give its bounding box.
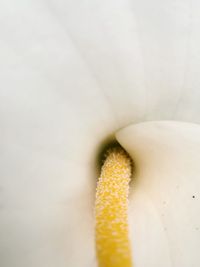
[95,147,133,267]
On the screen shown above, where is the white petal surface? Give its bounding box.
[50,0,200,123]
[117,121,200,267]
[0,1,117,266]
[1,0,200,267]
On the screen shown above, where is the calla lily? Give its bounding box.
[1,1,200,267]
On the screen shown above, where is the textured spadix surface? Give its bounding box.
[95,148,132,267]
[1,0,200,267]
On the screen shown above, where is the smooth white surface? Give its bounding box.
[117,121,200,267]
[1,0,200,266]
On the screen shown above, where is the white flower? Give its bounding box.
[0,1,200,267]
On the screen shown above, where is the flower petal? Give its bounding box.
[117,121,200,267]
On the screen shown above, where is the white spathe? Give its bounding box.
[117,121,200,267]
[1,0,200,267]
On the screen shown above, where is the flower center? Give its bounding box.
[95,144,133,267]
